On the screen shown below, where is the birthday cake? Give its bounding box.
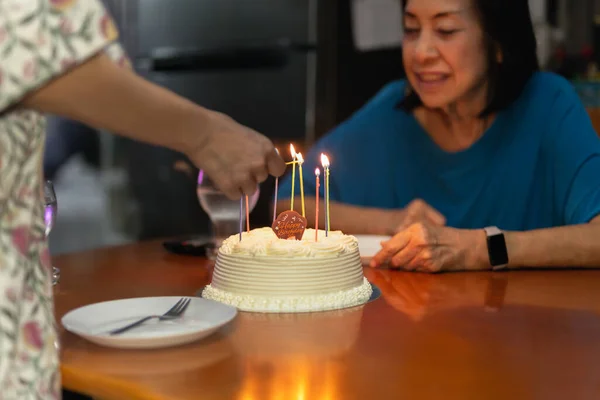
[202,225,373,313]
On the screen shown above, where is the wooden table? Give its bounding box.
[54,241,600,400]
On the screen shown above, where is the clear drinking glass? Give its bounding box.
[196,170,260,259]
[43,181,60,285]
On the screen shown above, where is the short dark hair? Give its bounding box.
[397,0,540,117]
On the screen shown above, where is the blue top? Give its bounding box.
[277,72,600,230]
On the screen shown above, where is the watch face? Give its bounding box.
[488,233,509,266]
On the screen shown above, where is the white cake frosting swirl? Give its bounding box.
[203,227,372,313]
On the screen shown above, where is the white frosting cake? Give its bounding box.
[202,227,372,313]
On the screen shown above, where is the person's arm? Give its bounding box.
[276,198,396,235]
[1,0,282,199]
[370,217,600,272]
[469,217,600,269]
[22,53,211,157]
[276,197,445,235]
[23,52,284,197]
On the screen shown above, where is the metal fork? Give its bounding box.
[108,297,191,335]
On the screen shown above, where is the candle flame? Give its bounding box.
[290,144,297,159]
[315,168,320,176]
[320,154,330,168]
[296,152,304,164]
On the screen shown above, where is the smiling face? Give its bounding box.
[402,0,491,113]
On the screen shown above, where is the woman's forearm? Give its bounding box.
[276,197,397,235]
[472,219,600,269]
[22,53,213,154]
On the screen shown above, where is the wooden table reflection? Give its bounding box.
[54,241,600,400]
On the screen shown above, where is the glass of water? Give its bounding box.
[44,181,60,285]
[197,170,260,259]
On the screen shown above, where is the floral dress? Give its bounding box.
[0,0,127,397]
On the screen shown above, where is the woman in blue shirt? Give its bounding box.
[277,0,600,272]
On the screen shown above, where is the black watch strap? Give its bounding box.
[484,226,509,270]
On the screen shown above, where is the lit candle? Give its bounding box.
[239,197,243,241]
[320,154,330,237]
[315,168,320,242]
[290,144,297,211]
[245,195,250,232]
[296,152,306,218]
[273,148,280,223]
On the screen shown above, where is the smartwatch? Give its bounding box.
[483,226,509,270]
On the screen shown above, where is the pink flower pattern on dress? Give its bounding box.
[22,59,37,81]
[11,226,30,256]
[5,287,17,303]
[22,322,43,350]
[0,0,129,397]
[59,18,73,35]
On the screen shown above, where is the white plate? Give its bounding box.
[61,296,237,349]
[354,234,391,261]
